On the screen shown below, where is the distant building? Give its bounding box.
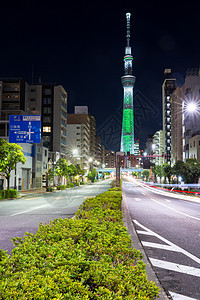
[134,139,139,156]
[189,135,200,161]
[152,130,164,165]
[162,69,177,163]
[171,87,183,164]
[29,84,68,157]
[66,122,90,169]
[105,150,115,168]
[0,78,29,138]
[170,67,200,163]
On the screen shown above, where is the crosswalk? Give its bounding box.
[133,219,200,300]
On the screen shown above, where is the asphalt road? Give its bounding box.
[123,177,200,300]
[0,180,111,254]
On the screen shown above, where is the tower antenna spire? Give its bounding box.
[120,12,135,157]
[126,12,131,47]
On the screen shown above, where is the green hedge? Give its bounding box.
[0,189,17,199]
[0,189,159,299]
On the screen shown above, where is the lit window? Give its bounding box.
[43,126,51,132]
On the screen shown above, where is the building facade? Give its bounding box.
[152,130,164,165]
[29,84,68,157]
[162,69,176,163]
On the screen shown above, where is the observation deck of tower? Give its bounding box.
[120,12,136,155]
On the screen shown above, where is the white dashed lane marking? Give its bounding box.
[134,219,200,299]
[169,291,198,299]
[150,258,200,277]
[141,241,180,252]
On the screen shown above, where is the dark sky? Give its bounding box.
[1,0,200,150]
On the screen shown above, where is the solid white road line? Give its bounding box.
[133,220,200,265]
[141,241,180,252]
[142,192,146,195]
[10,204,50,216]
[152,198,200,221]
[150,258,200,277]
[137,230,155,236]
[169,291,198,300]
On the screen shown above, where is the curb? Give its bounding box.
[122,191,170,300]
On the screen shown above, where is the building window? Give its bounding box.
[43,98,51,104]
[194,141,195,147]
[190,143,192,148]
[43,126,51,132]
[43,116,51,122]
[30,98,35,102]
[44,89,52,95]
[43,107,51,113]
[43,136,51,142]
[77,127,80,129]
[45,150,47,156]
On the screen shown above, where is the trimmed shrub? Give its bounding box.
[56,185,66,190]
[0,189,17,199]
[0,188,160,299]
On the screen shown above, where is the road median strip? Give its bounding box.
[0,187,160,299]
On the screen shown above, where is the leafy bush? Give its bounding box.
[56,185,66,190]
[0,188,160,299]
[0,189,17,199]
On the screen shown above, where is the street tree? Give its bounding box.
[87,168,97,183]
[67,164,78,183]
[0,139,26,189]
[185,158,200,183]
[172,160,186,183]
[162,163,172,183]
[142,170,149,182]
[45,167,54,188]
[152,165,163,182]
[55,158,68,184]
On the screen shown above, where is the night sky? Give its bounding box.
[1,0,200,150]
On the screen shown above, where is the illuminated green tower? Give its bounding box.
[120,12,135,154]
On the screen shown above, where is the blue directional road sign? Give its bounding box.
[9,115,41,143]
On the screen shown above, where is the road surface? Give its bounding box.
[123,177,200,300]
[0,180,111,254]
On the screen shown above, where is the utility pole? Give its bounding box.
[116,152,124,187]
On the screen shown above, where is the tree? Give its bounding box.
[75,164,86,182]
[67,164,78,183]
[152,165,163,182]
[55,158,68,184]
[162,164,172,183]
[185,158,200,183]
[87,168,97,183]
[46,167,54,188]
[172,160,186,183]
[142,170,149,182]
[0,139,26,189]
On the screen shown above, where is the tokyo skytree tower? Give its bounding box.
[120,12,136,154]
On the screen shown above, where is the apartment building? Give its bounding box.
[29,84,67,157]
[162,69,177,164]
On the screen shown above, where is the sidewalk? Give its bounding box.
[18,187,47,198]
